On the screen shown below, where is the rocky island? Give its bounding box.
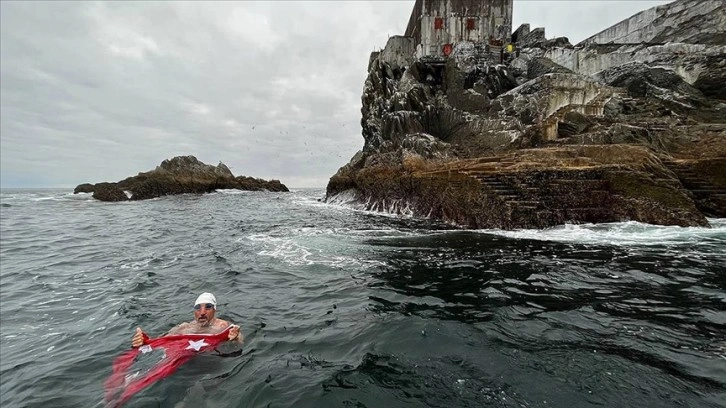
[326,0,725,229]
[75,155,288,201]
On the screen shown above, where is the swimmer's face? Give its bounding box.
[193,303,216,327]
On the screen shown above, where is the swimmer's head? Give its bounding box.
[193,292,217,326]
[194,292,217,308]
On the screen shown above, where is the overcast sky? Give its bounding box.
[1,1,671,189]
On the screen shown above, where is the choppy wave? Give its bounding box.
[322,189,417,219]
[1,190,95,204]
[214,189,252,194]
[480,219,726,247]
[246,226,393,269]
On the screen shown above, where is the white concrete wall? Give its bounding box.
[546,43,726,83]
[578,0,725,46]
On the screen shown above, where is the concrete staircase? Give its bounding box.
[406,145,715,228]
[663,159,726,217]
[452,155,615,227]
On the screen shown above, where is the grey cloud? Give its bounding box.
[1,1,670,188]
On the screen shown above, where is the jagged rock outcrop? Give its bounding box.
[74,156,289,201]
[73,183,94,193]
[326,0,725,229]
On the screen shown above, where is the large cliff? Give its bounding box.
[326,0,725,229]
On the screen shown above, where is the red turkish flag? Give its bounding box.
[104,326,232,407]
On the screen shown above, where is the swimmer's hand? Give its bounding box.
[228,325,242,342]
[131,327,145,348]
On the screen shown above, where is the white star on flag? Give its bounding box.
[186,339,209,351]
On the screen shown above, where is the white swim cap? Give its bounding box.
[194,292,217,307]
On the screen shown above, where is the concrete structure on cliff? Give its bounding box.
[375,0,514,73]
[544,0,726,85]
[404,0,513,59]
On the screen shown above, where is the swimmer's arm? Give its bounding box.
[214,319,240,342]
[228,323,244,343]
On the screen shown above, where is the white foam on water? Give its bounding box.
[30,196,58,202]
[119,257,154,270]
[479,219,726,246]
[322,189,359,207]
[65,191,91,197]
[321,192,419,220]
[6,190,95,203]
[257,237,315,266]
[245,230,387,269]
[214,189,251,194]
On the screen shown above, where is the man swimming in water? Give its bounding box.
[131,292,242,347]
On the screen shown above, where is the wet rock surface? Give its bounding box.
[326,0,725,229]
[75,156,288,202]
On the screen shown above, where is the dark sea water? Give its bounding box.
[1,188,724,408]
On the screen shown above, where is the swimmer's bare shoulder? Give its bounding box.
[214,318,230,330]
[166,322,193,335]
